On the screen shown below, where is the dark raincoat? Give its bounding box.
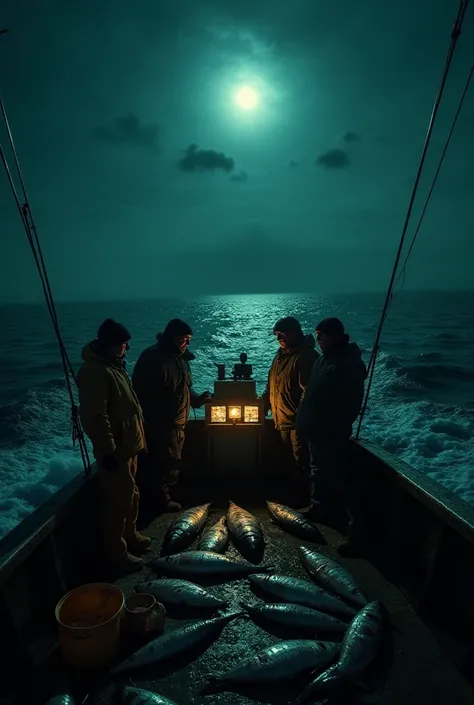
[262,334,319,430]
[131,333,200,431]
[297,340,367,440]
[76,342,146,461]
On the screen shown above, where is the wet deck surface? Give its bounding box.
[89,507,472,705]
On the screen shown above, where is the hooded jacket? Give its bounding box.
[131,333,200,431]
[297,339,367,440]
[262,334,319,430]
[76,342,146,461]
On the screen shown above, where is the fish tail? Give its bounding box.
[239,600,255,614]
[292,665,345,704]
[221,609,249,622]
[259,562,276,572]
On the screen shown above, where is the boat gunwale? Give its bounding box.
[357,439,474,543]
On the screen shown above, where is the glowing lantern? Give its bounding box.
[205,353,264,426]
[206,402,263,425]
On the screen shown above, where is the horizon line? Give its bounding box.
[1,287,474,306]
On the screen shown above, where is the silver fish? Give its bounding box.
[266,501,322,543]
[111,612,243,674]
[135,579,227,609]
[44,697,75,705]
[292,601,385,703]
[241,601,348,634]
[197,516,228,553]
[160,503,211,556]
[152,551,272,579]
[227,501,265,563]
[249,574,356,619]
[207,640,338,685]
[299,546,368,608]
[115,685,178,704]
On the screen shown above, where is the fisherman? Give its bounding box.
[132,318,211,514]
[261,316,319,508]
[76,318,150,574]
[297,317,367,557]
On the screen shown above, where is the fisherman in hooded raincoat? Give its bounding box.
[76,318,150,574]
[297,317,367,556]
[132,318,211,515]
[262,316,319,508]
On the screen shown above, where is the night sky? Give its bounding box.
[1,0,473,302]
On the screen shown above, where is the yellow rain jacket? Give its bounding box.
[76,343,146,460]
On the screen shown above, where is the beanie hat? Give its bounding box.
[315,317,345,337]
[97,318,131,346]
[164,318,193,337]
[273,316,303,335]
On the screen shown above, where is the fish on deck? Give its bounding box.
[151,550,272,579]
[203,640,339,690]
[91,507,473,705]
[299,545,368,608]
[227,501,265,564]
[160,503,211,557]
[266,501,324,543]
[241,600,348,635]
[292,600,385,703]
[197,516,228,553]
[249,574,356,619]
[115,685,179,704]
[134,578,227,610]
[111,612,244,675]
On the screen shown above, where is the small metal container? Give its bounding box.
[123,593,166,637]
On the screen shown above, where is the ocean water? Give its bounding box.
[0,291,473,539]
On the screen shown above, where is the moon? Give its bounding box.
[235,86,258,110]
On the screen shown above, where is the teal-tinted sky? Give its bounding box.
[0,0,473,301]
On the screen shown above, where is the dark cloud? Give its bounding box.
[179,144,235,173]
[316,149,351,169]
[94,114,159,151]
[342,131,360,143]
[230,170,248,183]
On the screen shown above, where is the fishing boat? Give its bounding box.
[1,3,473,704]
[0,374,473,705]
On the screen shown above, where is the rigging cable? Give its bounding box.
[0,42,91,476]
[393,59,474,293]
[355,0,470,439]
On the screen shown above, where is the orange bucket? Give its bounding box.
[55,583,124,669]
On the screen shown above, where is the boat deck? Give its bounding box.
[56,506,474,705]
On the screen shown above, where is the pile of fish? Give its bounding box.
[108,501,385,704]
